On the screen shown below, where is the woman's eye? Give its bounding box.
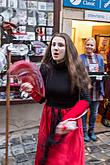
[86,44,94,46]
[52,42,56,46]
[58,43,65,47]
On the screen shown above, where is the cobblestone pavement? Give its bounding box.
[0,125,110,165]
[85,131,110,165]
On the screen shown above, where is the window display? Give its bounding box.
[0,0,54,103]
[95,35,110,64]
[0,0,54,44]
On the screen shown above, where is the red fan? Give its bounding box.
[9,60,45,98]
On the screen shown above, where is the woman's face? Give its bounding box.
[85,39,95,54]
[51,36,66,62]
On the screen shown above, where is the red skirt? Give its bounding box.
[34,104,85,165]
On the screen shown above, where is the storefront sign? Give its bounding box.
[63,0,110,12]
[85,10,110,22]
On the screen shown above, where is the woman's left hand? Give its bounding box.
[55,120,78,135]
[20,82,33,93]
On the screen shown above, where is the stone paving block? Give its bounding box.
[14,154,29,163]
[106,152,110,157]
[97,134,110,143]
[91,152,109,162]
[98,144,110,153]
[27,153,36,160]
[86,145,102,153]
[21,135,34,141]
[95,139,104,145]
[98,144,109,150]
[0,149,5,155]
[0,144,6,150]
[11,144,25,156]
[17,161,32,165]
[21,135,35,145]
[105,159,110,164]
[10,137,21,146]
[23,142,36,154]
[104,132,110,136]
[86,159,105,165]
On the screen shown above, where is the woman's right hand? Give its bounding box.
[20,82,34,94]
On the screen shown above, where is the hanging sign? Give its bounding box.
[63,0,110,12]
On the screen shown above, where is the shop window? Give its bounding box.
[0,0,55,103]
[0,0,54,45]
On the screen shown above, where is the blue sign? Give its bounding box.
[63,0,110,12]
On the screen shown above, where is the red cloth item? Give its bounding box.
[34,100,89,165]
[30,89,44,102]
[62,100,89,121]
[9,60,45,100]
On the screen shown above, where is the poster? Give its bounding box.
[46,27,53,35]
[28,17,36,26]
[19,0,27,9]
[47,12,53,26]
[27,1,37,10]
[97,36,110,63]
[8,0,17,8]
[38,2,46,11]
[0,0,6,7]
[46,2,54,11]
[38,12,47,26]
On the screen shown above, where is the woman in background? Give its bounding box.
[80,37,104,142]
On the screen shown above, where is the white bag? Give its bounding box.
[56,120,78,135]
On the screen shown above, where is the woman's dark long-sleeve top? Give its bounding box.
[40,61,79,108]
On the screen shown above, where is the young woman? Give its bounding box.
[80,37,104,142]
[20,33,91,165]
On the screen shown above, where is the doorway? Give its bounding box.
[72,20,110,64]
[72,20,110,123]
